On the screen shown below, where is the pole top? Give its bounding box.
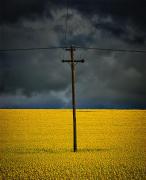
[66,45,76,51]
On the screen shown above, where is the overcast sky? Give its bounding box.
[0,0,146,108]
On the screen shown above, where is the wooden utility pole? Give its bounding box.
[62,46,84,152]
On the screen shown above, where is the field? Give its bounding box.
[0,109,146,179]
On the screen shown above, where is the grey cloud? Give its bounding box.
[0,6,145,108]
[75,49,146,107]
[0,91,70,108]
[1,0,146,44]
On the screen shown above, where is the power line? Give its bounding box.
[0,46,146,53]
[64,0,69,45]
[0,47,66,53]
[76,46,146,53]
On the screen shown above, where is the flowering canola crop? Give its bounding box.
[0,109,146,179]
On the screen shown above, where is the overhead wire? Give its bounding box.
[76,47,146,53]
[0,46,145,53]
[0,47,66,53]
[0,0,146,56]
[62,0,69,61]
[64,0,69,46]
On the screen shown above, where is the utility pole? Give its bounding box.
[62,46,84,152]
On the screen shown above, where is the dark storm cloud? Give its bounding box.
[0,0,50,24]
[0,0,146,108]
[74,0,146,28]
[75,51,146,108]
[0,13,71,99]
[1,0,145,46]
[0,51,70,95]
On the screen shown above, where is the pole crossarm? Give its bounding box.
[66,47,76,51]
[62,59,85,63]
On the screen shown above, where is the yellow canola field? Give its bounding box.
[0,109,146,179]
